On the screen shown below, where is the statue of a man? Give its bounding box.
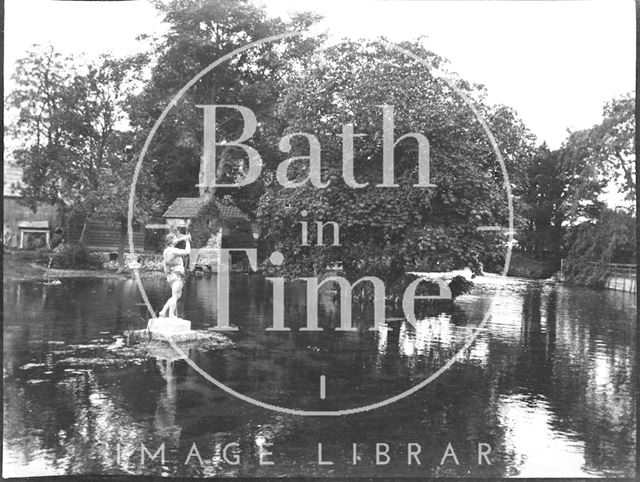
[159,232,191,318]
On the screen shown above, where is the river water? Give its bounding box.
[2,274,636,477]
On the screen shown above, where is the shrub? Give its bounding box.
[50,243,103,270]
[349,272,474,317]
[563,209,636,288]
[448,275,474,299]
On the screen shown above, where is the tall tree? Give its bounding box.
[519,135,608,263]
[520,145,560,259]
[519,92,635,271]
[257,40,536,283]
[128,0,323,215]
[558,93,634,220]
[6,47,159,269]
[559,92,636,282]
[589,93,635,202]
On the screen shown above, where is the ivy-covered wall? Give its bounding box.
[188,197,255,250]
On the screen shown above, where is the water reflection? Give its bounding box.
[2,275,636,477]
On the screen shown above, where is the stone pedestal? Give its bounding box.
[148,317,192,340]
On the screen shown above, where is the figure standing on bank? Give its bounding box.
[159,231,191,318]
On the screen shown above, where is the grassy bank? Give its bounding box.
[507,252,559,279]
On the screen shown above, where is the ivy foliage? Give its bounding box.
[257,40,535,284]
[188,195,254,250]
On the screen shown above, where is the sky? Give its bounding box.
[3,0,636,150]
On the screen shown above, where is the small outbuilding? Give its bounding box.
[163,196,247,227]
[162,195,254,271]
[4,162,61,249]
[17,221,51,249]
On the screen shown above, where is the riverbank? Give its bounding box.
[507,252,558,279]
[5,248,562,284]
[2,249,164,282]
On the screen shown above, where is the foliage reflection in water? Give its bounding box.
[2,274,636,477]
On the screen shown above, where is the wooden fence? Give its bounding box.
[588,262,637,293]
[587,262,636,277]
[68,222,145,252]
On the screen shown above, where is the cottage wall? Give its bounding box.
[3,198,61,248]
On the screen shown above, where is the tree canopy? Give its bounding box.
[518,91,635,264]
[6,47,160,227]
[6,0,633,287]
[128,0,324,214]
[5,47,161,268]
[256,40,536,282]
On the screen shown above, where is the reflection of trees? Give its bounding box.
[3,365,166,475]
[3,276,635,477]
[4,279,148,348]
[492,284,635,476]
[200,276,488,411]
[550,286,635,475]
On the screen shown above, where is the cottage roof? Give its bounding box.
[18,221,49,229]
[162,197,249,220]
[163,197,206,218]
[216,200,250,220]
